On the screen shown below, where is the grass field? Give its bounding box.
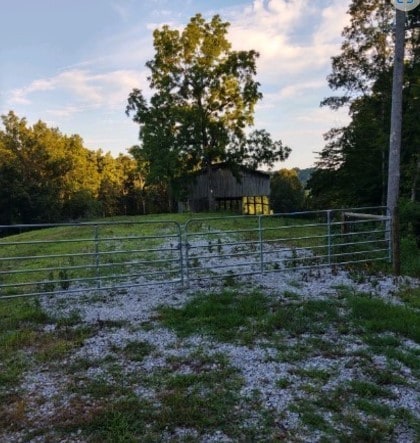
[0,213,419,442]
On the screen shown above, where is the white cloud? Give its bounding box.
[226,0,349,81]
[276,80,326,100]
[313,0,349,46]
[9,69,147,112]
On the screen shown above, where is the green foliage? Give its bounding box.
[270,168,306,213]
[0,112,146,223]
[308,0,420,211]
[126,14,290,208]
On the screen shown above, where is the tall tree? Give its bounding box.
[270,169,306,213]
[0,111,146,222]
[126,14,290,210]
[309,0,419,211]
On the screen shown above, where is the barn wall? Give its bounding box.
[188,168,270,200]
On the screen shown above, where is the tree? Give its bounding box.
[126,14,290,211]
[0,111,144,222]
[270,169,306,213]
[309,0,419,212]
[0,112,70,223]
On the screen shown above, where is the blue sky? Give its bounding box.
[0,0,352,169]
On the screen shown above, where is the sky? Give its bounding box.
[0,0,353,170]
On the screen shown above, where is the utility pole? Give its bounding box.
[387,0,419,274]
[387,8,405,274]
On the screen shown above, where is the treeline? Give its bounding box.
[306,0,419,244]
[0,112,171,224]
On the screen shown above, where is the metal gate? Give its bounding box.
[184,208,391,284]
[0,207,390,300]
[0,220,183,299]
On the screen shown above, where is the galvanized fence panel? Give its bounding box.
[0,220,183,299]
[184,207,391,283]
[0,207,391,299]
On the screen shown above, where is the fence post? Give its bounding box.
[183,222,190,289]
[326,210,332,265]
[258,216,264,274]
[391,207,401,275]
[178,224,186,289]
[94,225,100,288]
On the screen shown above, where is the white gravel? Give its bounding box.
[3,249,420,442]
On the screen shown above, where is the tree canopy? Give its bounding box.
[270,169,306,213]
[308,0,419,210]
[0,111,150,224]
[126,14,290,207]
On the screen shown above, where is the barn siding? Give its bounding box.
[182,166,270,213]
[188,168,270,200]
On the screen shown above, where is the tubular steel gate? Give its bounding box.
[0,207,390,300]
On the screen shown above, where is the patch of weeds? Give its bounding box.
[266,299,342,336]
[0,353,28,386]
[0,393,27,432]
[354,398,395,419]
[154,356,243,436]
[54,309,82,327]
[74,376,132,400]
[363,333,401,349]
[334,285,357,299]
[293,367,333,383]
[339,413,397,442]
[306,337,345,358]
[293,381,416,442]
[348,295,420,343]
[282,290,300,300]
[383,347,420,377]
[74,395,157,442]
[120,340,155,362]
[284,247,298,268]
[222,271,237,287]
[290,400,332,433]
[0,298,50,388]
[276,377,291,389]
[158,289,269,343]
[346,379,395,399]
[34,325,93,363]
[397,286,420,310]
[365,366,408,386]
[58,267,71,290]
[286,279,302,289]
[189,256,201,269]
[68,355,117,373]
[276,342,312,362]
[0,298,49,331]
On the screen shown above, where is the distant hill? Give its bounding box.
[295,168,315,186]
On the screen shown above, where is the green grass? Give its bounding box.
[2,285,420,442]
[0,298,48,387]
[0,212,419,442]
[348,295,420,342]
[158,289,269,343]
[0,215,188,296]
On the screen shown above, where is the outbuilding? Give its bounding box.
[179,164,271,214]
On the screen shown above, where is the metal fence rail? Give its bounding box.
[184,207,390,283]
[0,220,183,299]
[0,207,391,299]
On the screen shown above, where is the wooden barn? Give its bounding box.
[178,164,271,214]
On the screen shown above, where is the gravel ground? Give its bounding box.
[2,261,419,442]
